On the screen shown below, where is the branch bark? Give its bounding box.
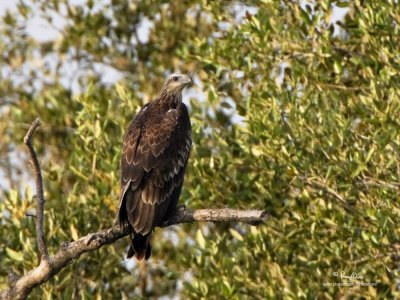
[23,118,49,262]
[0,119,267,300]
[0,208,267,300]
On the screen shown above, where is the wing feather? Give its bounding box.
[143,206,155,234]
[126,188,140,213]
[136,202,150,232]
[129,199,140,226]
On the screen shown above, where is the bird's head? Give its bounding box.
[161,73,193,95]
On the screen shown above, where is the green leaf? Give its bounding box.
[333,60,342,74]
[6,247,24,262]
[196,229,206,249]
[229,228,244,241]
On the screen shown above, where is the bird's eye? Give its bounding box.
[172,76,179,81]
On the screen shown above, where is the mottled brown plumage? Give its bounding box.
[118,74,192,260]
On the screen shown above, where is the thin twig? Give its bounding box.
[25,211,37,218]
[23,118,49,262]
[360,176,400,190]
[350,251,400,265]
[303,177,362,217]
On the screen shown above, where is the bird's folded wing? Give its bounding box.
[118,109,180,210]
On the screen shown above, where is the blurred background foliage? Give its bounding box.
[0,0,400,298]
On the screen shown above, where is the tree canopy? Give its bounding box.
[0,1,399,298]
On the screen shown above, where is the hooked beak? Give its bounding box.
[186,74,200,91]
[184,75,193,87]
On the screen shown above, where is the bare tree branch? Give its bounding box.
[23,118,49,262]
[0,208,267,300]
[162,207,268,226]
[0,119,267,300]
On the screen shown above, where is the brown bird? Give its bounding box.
[118,74,192,260]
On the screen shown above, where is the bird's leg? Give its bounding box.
[172,204,187,218]
[176,204,186,213]
[160,205,188,227]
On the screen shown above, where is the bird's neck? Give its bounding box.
[156,89,182,108]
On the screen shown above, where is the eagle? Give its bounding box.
[118,73,193,260]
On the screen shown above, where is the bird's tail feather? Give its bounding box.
[127,233,152,260]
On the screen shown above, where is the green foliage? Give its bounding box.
[1,0,400,298]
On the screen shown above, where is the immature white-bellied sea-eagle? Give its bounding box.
[118,74,192,260]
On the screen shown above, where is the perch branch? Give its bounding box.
[0,208,267,300]
[23,118,49,262]
[162,207,268,226]
[0,119,267,300]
